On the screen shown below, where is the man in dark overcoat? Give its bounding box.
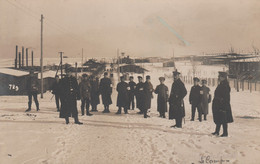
[51,75,61,112]
[143,75,154,118]
[99,72,112,113]
[79,74,92,116]
[168,71,187,128]
[59,70,82,124]
[25,70,40,112]
[128,76,136,110]
[90,76,100,112]
[189,77,202,122]
[116,76,130,114]
[135,76,145,114]
[154,77,168,118]
[212,72,233,137]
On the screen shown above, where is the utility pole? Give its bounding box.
[40,14,44,98]
[59,52,64,78]
[81,48,83,72]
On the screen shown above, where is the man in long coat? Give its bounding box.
[25,70,40,112]
[143,75,154,118]
[79,74,92,116]
[154,77,168,118]
[168,71,187,128]
[59,70,82,124]
[212,72,233,137]
[51,75,61,112]
[116,76,130,114]
[99,72,112,113]
[90,76,100,112]
[135,76,145,114]
[128,76,136,110]
[201,79,211,120]
[189,77,202,122]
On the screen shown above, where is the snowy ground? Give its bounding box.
[0,60,260,164]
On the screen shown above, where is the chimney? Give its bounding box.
[26,48,28,67]
[15,45,18,69]
[18,52,21,69]
[22,47,24,67]
[31,51,34,67]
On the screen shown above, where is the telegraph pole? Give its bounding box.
[81,48,83,72]
[40,14,44,98]
[59,52,64,78]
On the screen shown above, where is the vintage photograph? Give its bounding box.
[0,0,260,163]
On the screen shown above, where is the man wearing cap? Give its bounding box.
[212,72,233,137]
[79,74,93,116]
[154,77,168,118]
[128,76,136,110]
[201,79,211,121]
[90,76,100,112]
[169,70,187,128]
[135,76,145,114]
[99,72,112,113]
[116,76,130,114]
[51,75,61,112]
[143,75,154,118]
[189,77,202,122]
[25,70,40,112]
[59,70,82,124]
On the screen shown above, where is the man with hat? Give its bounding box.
[99,72,112,113]
[25,70,40,112]
[90,76,100,112]
[128,76,136,110]
[135,76,145,114]
[168,70,187,128]
[154,77,168,118]
[115,76,130,114]
[201,79,211,121]
[143,75,154,118]
[59,69,83,124]
[189,77,202,122]
[51,75,61,112]
[212,72,233,137]
[79,74,93,116]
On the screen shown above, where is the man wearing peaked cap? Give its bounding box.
[169,69,187,128]
[201,79,211,121]
[155,77,168,118]
[79,73,92,116]
[99,71,112,113]
[135,75,145,114]
[189,77,202,122]
[128,76,136,110]
[212,71,233,137]
[143,75,154,118]
[115,76,129,114]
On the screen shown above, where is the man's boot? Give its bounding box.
[74,115,83,125]
[116,107,121,114]
[81,106,85,116]
[25,102,31,112]
[221,124,228,137]
[212,124,220,136]
[124,108,128,114]
[65,117,69,124]
[86,108,93,116]
[204,114,207,121]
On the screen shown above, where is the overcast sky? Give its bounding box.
[0,0,260,59]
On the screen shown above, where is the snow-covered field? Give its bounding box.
[0,59,260,164]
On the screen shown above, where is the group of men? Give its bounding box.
[24,68,233,137]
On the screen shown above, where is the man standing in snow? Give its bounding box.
[115,76,130,114]
[189,77,202,122]
[169,70,187,128]
[154,77,168,118]
[135,76,145,114]
[201,79,211,121]
[99,72,112,113]
[212,72,233,137]
[128,76,136,110]
[79,74,93,116]
[25,70,40,112]
[143,75,154,118]
[59,69,82,125]
[90,76,100,112]
[51,75,61,112]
